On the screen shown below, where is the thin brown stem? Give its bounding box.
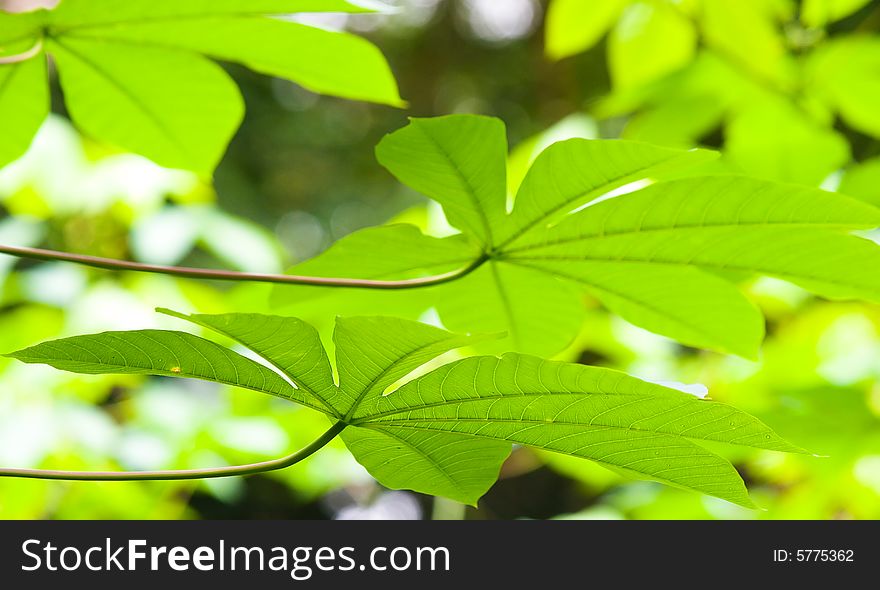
[0,421,346,481]
[0,243,488,289]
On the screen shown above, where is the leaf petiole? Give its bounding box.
[0,244,488,289]
[0,421,346,482]
[0,37,44,65]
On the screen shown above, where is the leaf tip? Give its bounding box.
[2,348,31,363]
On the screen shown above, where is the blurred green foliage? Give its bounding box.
[1,0,879,520]
[546,0,880,188]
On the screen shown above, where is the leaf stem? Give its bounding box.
[0,421,346,481]
[0,37,43,65]
[0,243,488,289]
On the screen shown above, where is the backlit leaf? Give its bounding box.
[609,2,696,89]
[0,0,400,174]
[6,313,804,506]
[49,37,244,175]
[376,115,508,248]
[545,0,626,60]
[352,352,807,507]
[0,57,48,168]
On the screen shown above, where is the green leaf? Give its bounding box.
[801,0,872,27]
[332,315,489,419]
[0,57,48,168]
[280,224,481,286]
[156,309,338,415]
[341,427,510,506]
[282,115,880,358]
[0,0,401,174]
[0,10,46,47]
[376,115,509,248]
[807,37,880,139]
[506,176,880,304]
[4,329,307,404]
[435,261,586,356]
[608,2,696,89]
[0,10,49,169]
[545,0,626,60]
[332,315,510,505]
[498,137,716,247]
[268,224,483,314]
[6,312,803,505]
[700,0,792,84]
[48,36,244,175]
[47,0,378,26]
[725,99,850,186]
[840,157,880,208]
[363,116,755,356]
[56,14,403,106]
[516,259,765,359]
[352,352,808,507]
[505,113,599,196]
[606,51,764,147]
[270,226,586,356]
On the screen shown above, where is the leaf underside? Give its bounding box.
[6,311,805,507]
[0,0,401,174]
[274,114,880,359]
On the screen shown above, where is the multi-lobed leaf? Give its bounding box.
[352,352,806,506]
[0,0,401,173]
[274,114,880,359]
[332,315,491,419]
[5,311,804,506]
[506,175,880,302]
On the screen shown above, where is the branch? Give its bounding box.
[0,37,43,65]
[0,243,488,289]
[0,421,346,481]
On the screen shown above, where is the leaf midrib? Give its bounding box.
[368,426,470,496]
[369,415,773,449]
[352,389,686,423]
[488,261,519,347]
[497,153,695,249]
[501,220,872,255]
[413,122,495,246]
[506,253,880,296]
[49,36,192,159]
[341,336,464,422]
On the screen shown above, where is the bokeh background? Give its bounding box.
[2,0,880,519]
